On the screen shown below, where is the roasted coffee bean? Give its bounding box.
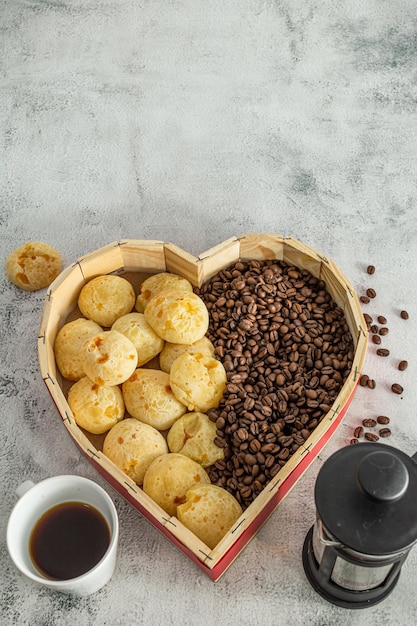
[354,426,364,438]
[400,310,409,320]
[240,486,252,500]
[264,454,275,468]
[236,428,248,441]
[360,296,370,304]
[244,453,257,466]
[362,418,377,428]
[363,313,373,325]
[216,417,226,429]
[377,415,390,425]
[379,428,391,438]
[367,265,376,275]
[249,439,261,453]
[379,327,389,336]
[350,438,359,444]
[215,459,227,471]
[398,360,408,371]
[391,383,403,394]
[359,374,369,387]
[377,316,387,324]
[370,324,378,334]
[372,335,381,345]
[365,432,379,442]
[367,378,376,389]
[376,348,390,357]
[366,288,376,298]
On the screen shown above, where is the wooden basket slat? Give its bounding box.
[43,373,70,418]
[77,242,125,280]
[319,261,352,309]
[163,243,202,286]
[38,334,57,381]
[280,236,324,277]
[40,301,64,361]
[351,330,368,378]
[344,293,368,349]
[40,263,86,333]
[119,239,167,272]
[161,516,215,561]
[238,233,285,261]
[197,237,241,284]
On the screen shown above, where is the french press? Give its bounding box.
[302,442,417,609]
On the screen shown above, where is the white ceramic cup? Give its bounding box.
[7,475,119,596]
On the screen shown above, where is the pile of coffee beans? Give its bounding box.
[196,259,354,509]
[350,264,409,444]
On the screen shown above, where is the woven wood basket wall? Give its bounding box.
[38,234,368,581]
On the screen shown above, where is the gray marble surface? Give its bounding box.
[1,1,417,624]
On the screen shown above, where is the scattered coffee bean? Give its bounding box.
[366,288,376,298]
[360,295,370,304]
[376,348,390,357]
[391,383,403,394]
[379,327,389,336]
[370,324,378,334]
[365,432,379,442]
[354,426,364,438]
[377,415,390,425]
[362,418,377,428]
[372,335,381,345]
[350,438,359,444]
[379,428,391,438]
[363,313,373,325]
[367,378,376,389]
[398,360,408,371]
[377,316,387,324]
[400,310,409,320]
[359,374,369,387]
[367,265,376,275]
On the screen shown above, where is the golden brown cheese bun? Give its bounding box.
[177,484,242,549]
[54,318,102,381]
[81,330,138,386]
[78,275,135,327]
[169,352,227,412]
[144,289,209,344]
[159,336,215,374]
[112,312,164,366]
[103,418,168,485]
[68,376,124,434]
[122,368,186,431]
[167,412,224,467]
[6,241,62,291]
[135,272,193,313]
[142,453,210,517]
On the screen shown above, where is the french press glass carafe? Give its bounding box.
[302,442,417,608]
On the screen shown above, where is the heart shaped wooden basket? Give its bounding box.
[38,234,367,581]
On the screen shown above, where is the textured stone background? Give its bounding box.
[1,1,417,624]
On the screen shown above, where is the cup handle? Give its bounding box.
[15,480,35,498]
